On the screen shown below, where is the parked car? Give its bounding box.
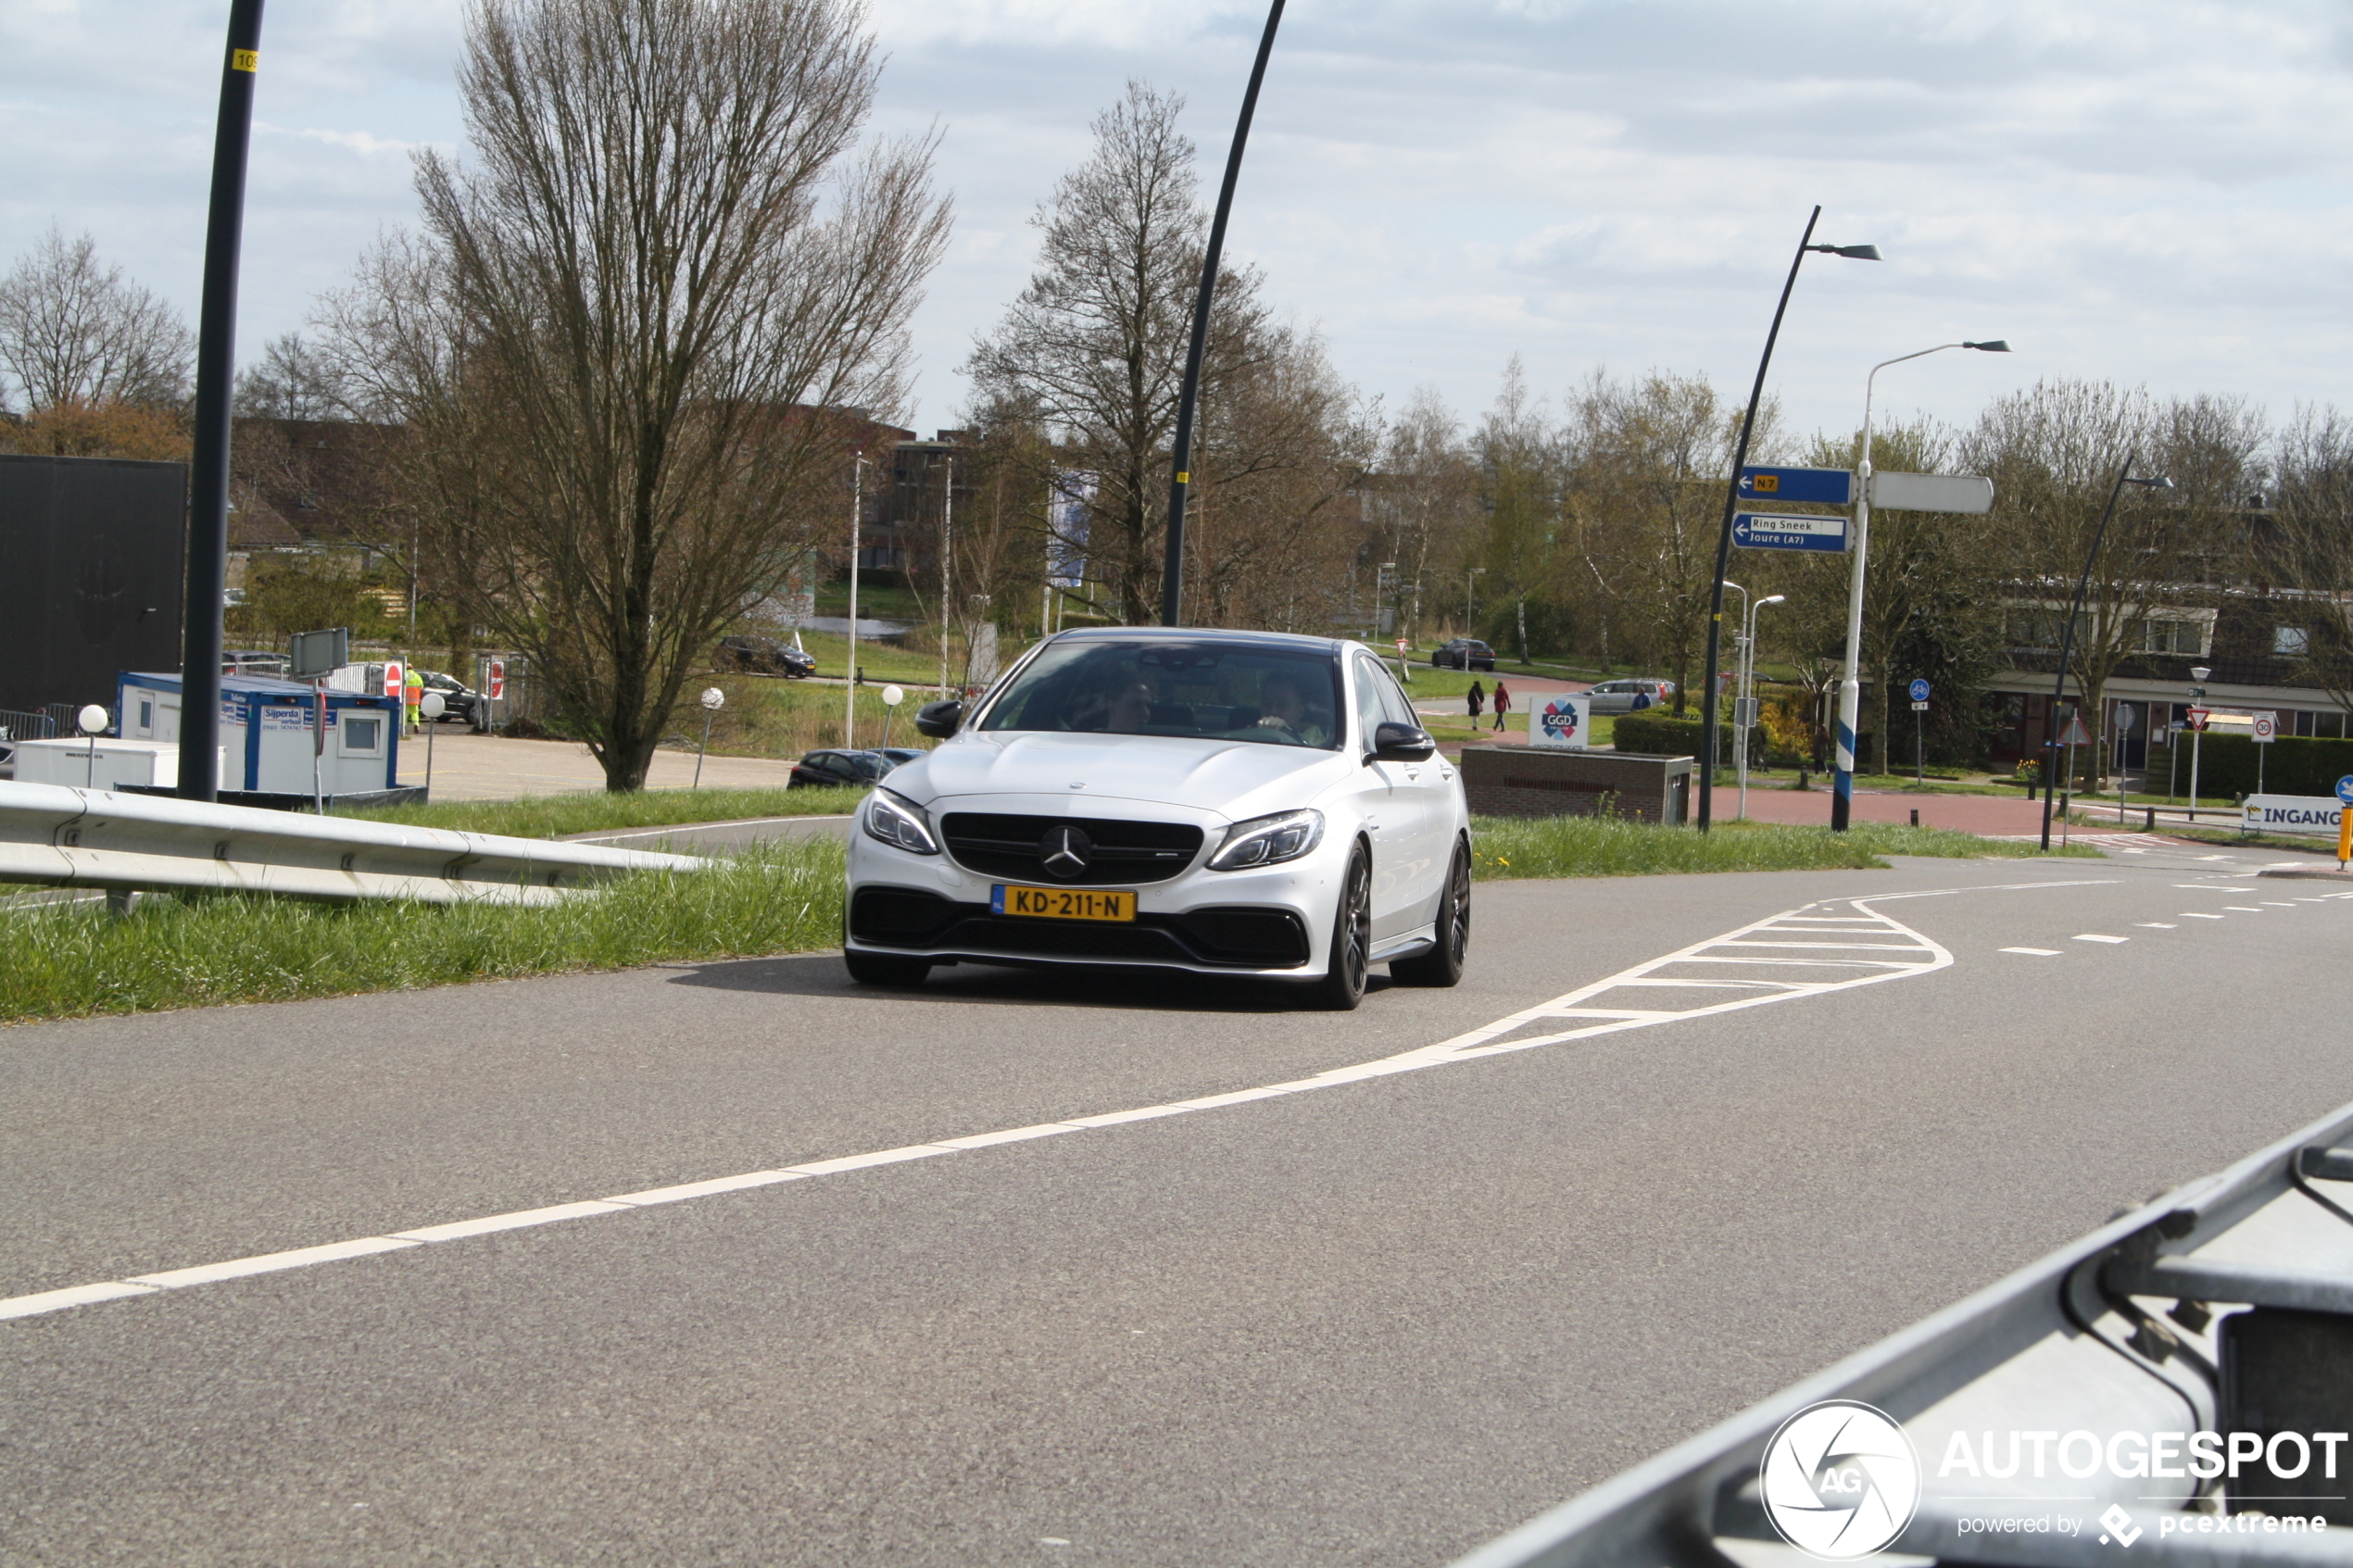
[788,748,902,789]
[718,635,816,678]
[871,746,925,767]
[416,669,487,728]
[1432,638,1495,671]
[842,626,1472,1010]
[1583,678,1675,714]
[222,649,291,678]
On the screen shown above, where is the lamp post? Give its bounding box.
[2038,459,2175,851]
[1465,566,1486,632]
[847,453,865,748]
[1162,0,1287,626]
[1718,580,1748,788]
[2187,663,2211,823]
[1831,338,2010,830]
[1739,594,1784,819]
[1697,210,1880,832]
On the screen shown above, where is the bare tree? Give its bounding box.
[1368,386,1476,646]
[2269,405,2353,710]
[966,81,1268,626]
[321,0,950,790]
[1965,380,2264,788]
[233,332,348,420]
[0,227,193,413]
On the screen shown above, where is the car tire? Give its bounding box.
[1390,838,1469,987]
[844,949,932,987]
[1303,844,1371,1011]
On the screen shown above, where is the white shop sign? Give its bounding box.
[2242,794,2342,836]
[1529,693,1592,750]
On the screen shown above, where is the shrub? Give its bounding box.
[1614,711,1732,758]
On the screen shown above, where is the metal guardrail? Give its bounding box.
[1453,1095,2353,1568]
[0,781,705,904]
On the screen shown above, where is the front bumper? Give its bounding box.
[845,803,1342,977]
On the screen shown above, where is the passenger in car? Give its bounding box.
[1254,676,1330,746]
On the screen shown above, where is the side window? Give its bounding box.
[1351,658,1389,751]
[1371,664,1417,728]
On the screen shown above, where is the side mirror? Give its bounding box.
[913,698,964,739]
[1371,721,1437,761]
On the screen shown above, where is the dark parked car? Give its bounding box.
[788,748,903,789]
[417,669,488,728]
[718,635,816,678]
[871,746,924,767]
[1433,638,1496,671]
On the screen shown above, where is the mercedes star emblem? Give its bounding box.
[1040,825,1092,880]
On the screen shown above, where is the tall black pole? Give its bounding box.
[1161,0,1286,628]
[1697,207,1819,831]
[177,0,267,802]
[2040,458,2136,852]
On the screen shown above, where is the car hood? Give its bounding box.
[887,730,1351,822]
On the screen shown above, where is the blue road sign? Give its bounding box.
[1908,678,1931,703]
[1739,466,1854,506]
[1733,512,1849,553]
[2336,775,2353,806]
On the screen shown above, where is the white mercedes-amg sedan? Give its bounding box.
[842,627,1472,1010]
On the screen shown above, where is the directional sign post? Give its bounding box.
[1732,513,1848,553]
[2252,709,2276,798]
[1907,679,1931,782]
[1738,466,1854,506]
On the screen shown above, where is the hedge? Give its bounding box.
[2158,734,2353,799]
[1615,711,1735,758]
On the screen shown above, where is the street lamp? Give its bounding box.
[1738,594,1784,819]
[1465,566,1486,631]
[2186,663,2213,824]
[1697,208,1880,832]
[2038,459,2174,851]
[1718,580,1748,786]
[1830,338,2011,832]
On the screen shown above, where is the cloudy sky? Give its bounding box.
[5,0,2350,448]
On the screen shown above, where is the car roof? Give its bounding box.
[1048,625,1344,654]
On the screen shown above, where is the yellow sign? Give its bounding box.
[993,884,1137,922]
[1752,473,1780,493]
[1175,471,1189,484]
[232,48,258,71]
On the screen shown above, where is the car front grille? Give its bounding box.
[849,889,1308,969]
[938,812,1204,886]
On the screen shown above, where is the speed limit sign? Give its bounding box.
[2253,710,2277,744]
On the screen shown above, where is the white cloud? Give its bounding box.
[2,0,2349,442]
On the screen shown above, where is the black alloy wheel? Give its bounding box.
[1390,838,1469,987]
[1306,845,1371,1010]
[844,948,932,987]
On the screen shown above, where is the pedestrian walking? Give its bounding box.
[1491,680,1511,732]
[404,668,424,736]
[1466,680,1485,721]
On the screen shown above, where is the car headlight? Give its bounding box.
[1207,808,1324,872]
[862,788,940,855]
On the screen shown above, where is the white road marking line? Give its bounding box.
[2224,906,2264,912]
[2002,947,2063,957]
[0,885,2092,1327]
[392,1201,627,1243]
[2182,912,2225,919]
[2259,901,2296,907]
[2177,884,2251,890]
[2073,935,2129,944]
[130,1236,419,1288]
[2136,922,2178,929]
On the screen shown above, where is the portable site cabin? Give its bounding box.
[111,671,405,805]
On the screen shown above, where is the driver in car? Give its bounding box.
[1254,675,1329,746]
[1068,675,1156,733]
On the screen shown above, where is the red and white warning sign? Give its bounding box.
[2185,708,2210,731]
[487,659,507,700]
[382,660,404,700]
[2252,710,2277,744]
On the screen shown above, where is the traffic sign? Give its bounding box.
[1910,700,1929,712]
[1738,466,1852,506]
[2185,708,2209,731]
[2057,714,2092,746]
[1907,678,1930,703]
[486,659,506,700]
[1867,470,1995,515]
[2251,710,2277,744]
[2114,706,2135,731]
[1732,512,1848,553]
[2336,776,2353,806]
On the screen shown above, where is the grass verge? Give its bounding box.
[1,838,847,1024]
[1467,816,2099,880]
[341,784,869,838]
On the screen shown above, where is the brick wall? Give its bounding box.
[1456,746,1693,823]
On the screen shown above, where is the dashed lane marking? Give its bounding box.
[2182,912,2225,919]
[2003,947,2063,957]
[2136,922,2178,929]
[2073,935,2129,944]
[0,879,2133,1326]
[2224,906,2264,912]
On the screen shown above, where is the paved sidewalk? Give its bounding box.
[1726,785,2058,834]
[396,731,804,801]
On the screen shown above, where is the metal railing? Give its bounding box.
[0,781,703,904]
[1453,1093,2353,1568]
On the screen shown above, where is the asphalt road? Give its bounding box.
[5,840,2351,1565]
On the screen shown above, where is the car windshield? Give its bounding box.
[979,639,1344,749]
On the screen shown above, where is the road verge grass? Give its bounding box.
[1467,816,2097,880]
[341,784,868,839]
[1,839,845,1024]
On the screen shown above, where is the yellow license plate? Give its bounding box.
[993,884,1137,922]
